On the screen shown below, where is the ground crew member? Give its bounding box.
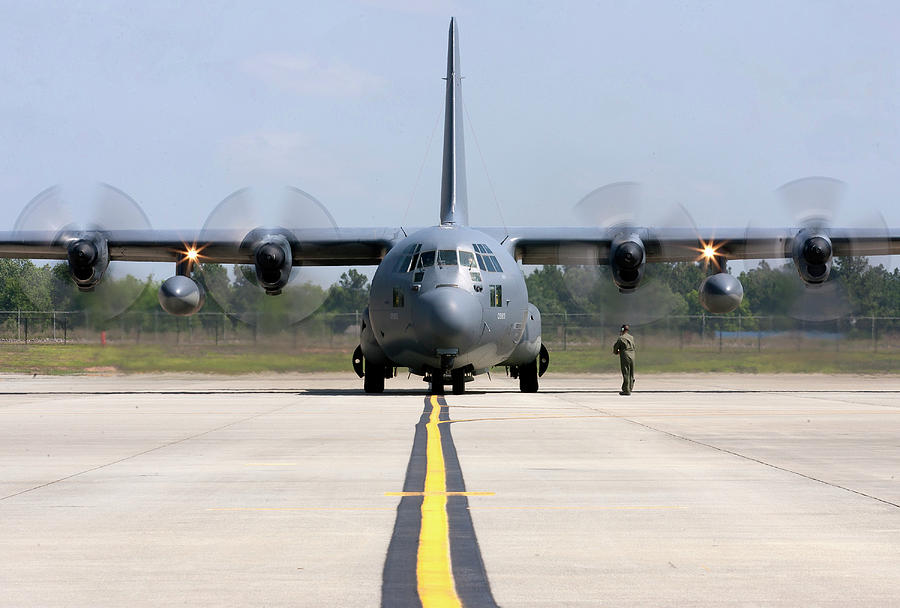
[613,324,635,395]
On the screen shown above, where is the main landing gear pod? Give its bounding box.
[355,307,395,394]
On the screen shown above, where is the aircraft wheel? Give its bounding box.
[451,369,466,394]
[519,359,539,393]
[364,361,385,394]
[430,378,445,395]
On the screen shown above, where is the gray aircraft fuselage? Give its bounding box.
[354,19,545,391]
[363,225,539,377]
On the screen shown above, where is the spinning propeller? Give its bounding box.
[196,186,339,326]
[565,182,694,326]
[13,182,153,322]
[748,177,892,322]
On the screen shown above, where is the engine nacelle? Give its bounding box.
[699,273,744,313]
[609,234,645,292]
[792,230,832,284]
[65,235,109,292]
[252,235,293,295]
[158,275,206,316]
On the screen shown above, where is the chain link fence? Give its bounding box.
[0,310,897,352]
[540,313,900,353]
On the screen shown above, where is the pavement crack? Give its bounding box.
[623,416,900,510]
[561,393,900,511]
[0,402,297,502]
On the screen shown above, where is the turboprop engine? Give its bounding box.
[792,230,833,284]
[158,275,206,316]
[699,273,744,313]
[245,232,293,295]
[609,234,645,292]
[64,234,109,291]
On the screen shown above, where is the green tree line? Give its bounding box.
[0,261,371,332]
[0,257,897,326]
[526,257,900,322]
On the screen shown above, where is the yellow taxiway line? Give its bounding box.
[416,395,463,607]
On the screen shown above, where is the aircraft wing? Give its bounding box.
[482,227,900,265]
[0,227,404,266]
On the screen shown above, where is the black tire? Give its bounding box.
[364,361,385,394]
[519,359,539,393]
[430,377,445,395]
[451,369,466,394]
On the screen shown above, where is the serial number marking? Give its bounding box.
[497,312,506,320]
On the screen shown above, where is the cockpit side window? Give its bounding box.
[472,244,503,272]
[437,250,458,266]
[394,243,422,273]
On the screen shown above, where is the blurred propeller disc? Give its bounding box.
[573,181,640,228]
[777,176,844,229]
[748,176,889,323]
[777,177,849,322]
[198,186,338,326]
[13,182,153,321]
[564,182,683,326]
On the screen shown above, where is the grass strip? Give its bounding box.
[0,344,896,375]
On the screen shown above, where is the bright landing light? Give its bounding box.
[186,248,199,262]
[702,244,716,259]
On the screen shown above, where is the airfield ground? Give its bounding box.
[1,373,898,606]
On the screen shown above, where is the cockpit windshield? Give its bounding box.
[458,251,477,268]
[418,251,435,267]
[437,250,458,266]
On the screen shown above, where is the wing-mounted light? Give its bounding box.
[242,229,295,295]
[792,229,833,284]
[609,233,645,292]
[61,232,110,291]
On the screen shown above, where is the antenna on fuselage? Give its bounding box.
[439,17,468,227]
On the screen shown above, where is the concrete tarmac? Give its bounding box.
[1,373,898,606]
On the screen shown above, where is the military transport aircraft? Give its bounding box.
[0,18,897,394]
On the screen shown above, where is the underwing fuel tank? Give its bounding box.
[158,276,205,316]
[699,273,743,313]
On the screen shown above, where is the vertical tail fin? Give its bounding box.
[439,17,468,226]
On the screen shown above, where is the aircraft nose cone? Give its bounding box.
[412,287,482,352]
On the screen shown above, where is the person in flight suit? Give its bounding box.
[613,324,635,395]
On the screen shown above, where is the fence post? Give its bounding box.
[563,312,568,351]
[872,316,877,352]
[24,315,28,344]
[63,315,67,344]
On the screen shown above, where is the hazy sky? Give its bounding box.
[1,1,898,277]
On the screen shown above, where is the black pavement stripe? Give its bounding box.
[437,396,500,608]
[381,398,430,608]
